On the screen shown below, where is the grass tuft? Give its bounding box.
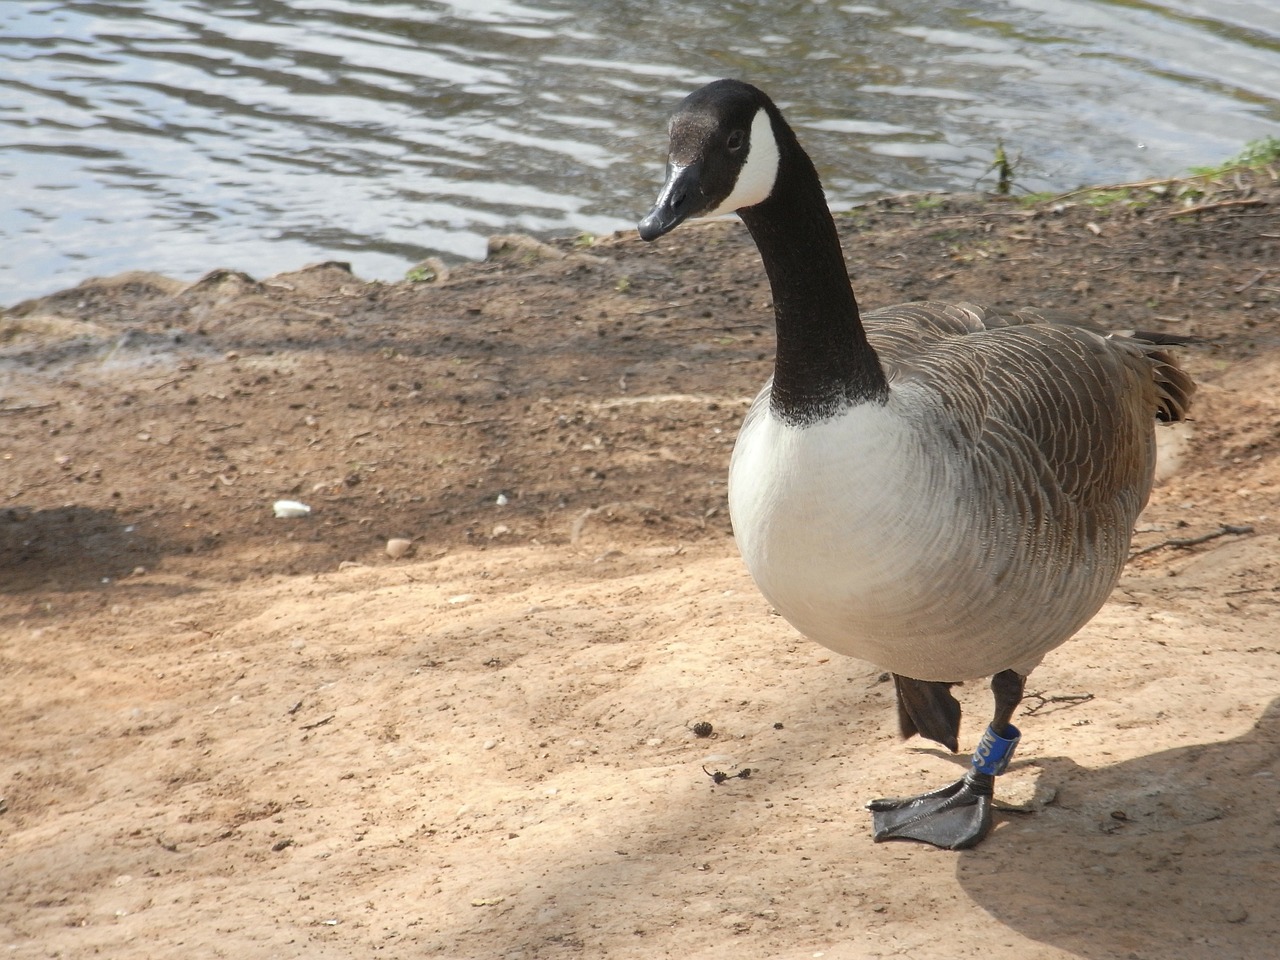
[1189,136,1280,177]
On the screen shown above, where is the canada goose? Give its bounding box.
[638,79,1194,849]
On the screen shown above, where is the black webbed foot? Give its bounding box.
[868,772,994,850]
[868,714,1023,850]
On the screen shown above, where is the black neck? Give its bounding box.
[738,114,888,424]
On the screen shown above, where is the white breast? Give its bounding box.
[727,388,1120,682]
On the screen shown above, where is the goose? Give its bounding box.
[637,79,1194,849]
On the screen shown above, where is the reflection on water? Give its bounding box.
[2,0,1278,302]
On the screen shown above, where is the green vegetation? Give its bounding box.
[405,265,438,283]
[1008,135,1276,215]
[1190,135,1280,177]
[1015,190,1056,208]
[989,139,1016,195]
[1081,187,1162,213]
[847,134,1276,221]
[1002,135,1278,212]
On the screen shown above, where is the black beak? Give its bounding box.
[637,162,703,241]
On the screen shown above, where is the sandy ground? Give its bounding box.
[2,167,1279,958]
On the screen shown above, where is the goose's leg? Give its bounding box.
[868,669,1025,850]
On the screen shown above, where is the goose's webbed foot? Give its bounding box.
[867,721,1021,850]
[868,771,995,850]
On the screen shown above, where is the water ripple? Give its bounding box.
[1,0,1278,302]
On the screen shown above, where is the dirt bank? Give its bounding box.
[2,167,1278,959]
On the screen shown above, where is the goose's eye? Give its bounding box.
[726,129,746,153]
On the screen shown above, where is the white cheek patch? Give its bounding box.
[706,108,780,216]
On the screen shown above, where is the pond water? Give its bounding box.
[3,0,1279,303]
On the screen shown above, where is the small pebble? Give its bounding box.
[495,493,509,506]
[692,721,714,738]
[273,500,311,518]
[1221,904,1249,924]
[385,538,412,559]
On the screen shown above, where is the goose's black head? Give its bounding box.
[638,79,781,241]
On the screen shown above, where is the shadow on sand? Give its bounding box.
[956,697,1280,960]
[1,503,166,594]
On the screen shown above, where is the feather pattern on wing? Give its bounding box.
[728,301,1193,681]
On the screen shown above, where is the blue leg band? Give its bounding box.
[971,724,1021,776]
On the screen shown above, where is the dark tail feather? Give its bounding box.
[892,674,962,753]
[1111,330,1197,423]
[1125,330,1200,346]
[1148,348,1195,423]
